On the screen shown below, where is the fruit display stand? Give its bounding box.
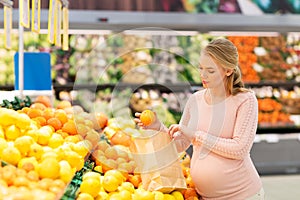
[0,96,199,200]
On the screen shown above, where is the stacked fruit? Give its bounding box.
[228,36,260,83]
[0,96,104,199]
[257,98,294,126]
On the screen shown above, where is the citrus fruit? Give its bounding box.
[0,138,8,156]
[153,191,165,200]
[118,182,135,193]
[56,100,72,109]
[1,146,21,166]
[47,117,62,131]
[82,171,101,181]
[48,133,64,148]
[62,120,77,135]
[77,193,94,200]
[132,188,155,200]
[14,135,34,156]
[30,103,47,111]
[164,194,176,200]
[80,178,101,197]
[34,95,52,107]
[38,158,60,179]
[5,125,21,141]
[140,110,155,126]
[171,191,184,200]
[59,160,74,184]
[102,175,120,192]
[28,143,44,160]
[104,169,126,183]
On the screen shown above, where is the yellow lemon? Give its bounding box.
[18,157,38,172]
[41,151,59,161]
[80,178,102,197]
[96,191,108,200]
[38,158,60,179]
[14,135,34,156]
[153,191,164,200]
[0,125,4,138]
[0,138,8,157]
[59,160,74,184]
[64,151,84,171]
[171,191,184,200]
[1,146,21,166]
[24,129,38,142]
[28,143,44,160]
[72,141,90,158]
[118,181,135,193]
[118,190,132,200]
[37,128,51,145]
[104,169,126,183]
[5,125,21,141]
[102,175,120,192]
[77,193,94,200]
[164,194,176,200]
[82,171,101,181]
[48,133,64,149]
[132,188,155,200]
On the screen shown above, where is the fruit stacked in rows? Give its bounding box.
[0,96,105,199]
[77,169,187,200]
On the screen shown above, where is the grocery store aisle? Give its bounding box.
[261,174,300,200]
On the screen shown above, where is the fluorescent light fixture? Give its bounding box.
[209,31,279,37]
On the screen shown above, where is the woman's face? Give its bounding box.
[199,52,227,89]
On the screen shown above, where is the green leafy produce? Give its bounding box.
[0,96,32,110]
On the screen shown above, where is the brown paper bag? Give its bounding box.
[130,130,187,193]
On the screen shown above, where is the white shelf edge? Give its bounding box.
[0,9,300,32]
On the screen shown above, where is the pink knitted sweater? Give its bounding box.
[175,89,262,200]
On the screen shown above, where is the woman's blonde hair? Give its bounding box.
[203,37,248,95]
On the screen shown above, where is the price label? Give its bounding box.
[48,0,56,44]
[62,7,69,51]
[4,6,12,49]
[55,0,62,47]
[20,0,30,28]
[32,0,41,33]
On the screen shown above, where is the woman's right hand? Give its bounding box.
[134,112,162,131]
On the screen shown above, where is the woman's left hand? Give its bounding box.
[179,125,195,141]
[168,124,181,139]
[168,124,195,141]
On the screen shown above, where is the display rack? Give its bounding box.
[1,9,300,32]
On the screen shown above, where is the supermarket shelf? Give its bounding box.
[257,126,300,134]
[53,82,195,93]
[1,9,300,32]
[1,81,300,92]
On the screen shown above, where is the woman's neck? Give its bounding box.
[205,87,229,104]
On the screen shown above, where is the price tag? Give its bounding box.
[31,0,41,33]
[48,0,56,44]
[20,0,30,28]
[55,0,62,47]
[62,6,69,51]
[4,6,12,49]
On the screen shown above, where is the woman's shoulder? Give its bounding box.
[231,90,257,106]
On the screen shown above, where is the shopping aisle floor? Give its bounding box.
[261,174,300,200]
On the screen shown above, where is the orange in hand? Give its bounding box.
[140,110,155,126]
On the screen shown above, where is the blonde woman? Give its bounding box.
[135,38,264,199]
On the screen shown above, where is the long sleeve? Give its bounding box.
[174,95,194,153]
[193,93,258,160]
